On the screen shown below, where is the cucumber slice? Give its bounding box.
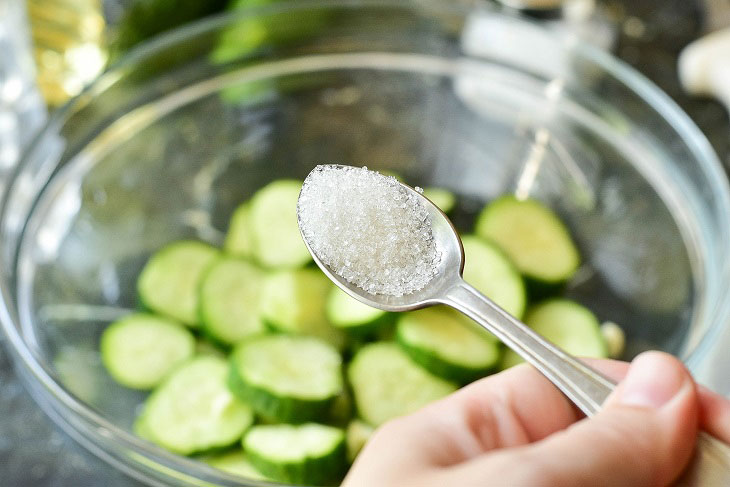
[195,339,226,358]
[346,419,374,462]
[243,423,347,485]
[475,196,580,287]
[260,268,345,349]
[55,347,100,403]
[499,348,526,370]
[348,342,457,426]
[462,235,526,319]
[133,414,155,442]
[139,356,254,455]
[137,241,220,326]
[199,257,266,346]
[601,321,626,359]
[204,450,268,480]
[228,334,343,423]
[500,299,607,369]
[326,287,388,332]
[100,313,195,390]
[423,187,456,213]
[328,390,354,427]
[249,180,312,269]
[224,203,254,258]
[396,307,501,383]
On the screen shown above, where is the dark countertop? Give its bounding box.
[0,1,727,485]
[0,347,142,487]
[608,0,730,165]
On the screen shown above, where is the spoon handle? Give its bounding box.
[442,280,614,415]
[442,280,730,486]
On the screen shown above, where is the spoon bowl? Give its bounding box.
[298,172,464,312]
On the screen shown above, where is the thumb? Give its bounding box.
[517,351,699,487]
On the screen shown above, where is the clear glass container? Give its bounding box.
[1,1,729,485]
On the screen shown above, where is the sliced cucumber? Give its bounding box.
[475,196,580,288]
[243,423,346,485]
[326,287,388,332]
[55,347,100,403]
[224,203,254,258]
[228,334,343,423]
[348,342,457,426]
[195,339,226,358]
[328,390,354,428]
[137,241,220,326]
[139,356,254,455]
[100,313,195,390]
[500,299,607,369]
[462,235,526,319]
[260,268,345,349]
[249,180,312,269]
[601,321,626,359]
[346,419,374,463]
[499,348,526,370]
[204,450,269,480]
[423,187,456,213]
[133,414,155,442]
[396,307,501,384]
[199,257,266,346]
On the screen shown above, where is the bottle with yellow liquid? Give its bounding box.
[26,0,107,107]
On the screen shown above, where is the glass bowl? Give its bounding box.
[2,1,730,485]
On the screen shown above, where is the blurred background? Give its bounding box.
[4,0,729,194]
[0,0,729,484]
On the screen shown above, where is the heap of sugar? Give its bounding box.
[297,165,441,297]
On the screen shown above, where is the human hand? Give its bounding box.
[343,351,730,487]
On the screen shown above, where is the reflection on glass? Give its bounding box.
[27,0,107,106]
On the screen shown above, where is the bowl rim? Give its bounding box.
[1,0,729,485]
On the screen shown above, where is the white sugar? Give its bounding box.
[297,165,441,296]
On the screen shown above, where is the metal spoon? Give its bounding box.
[297,169,730,486]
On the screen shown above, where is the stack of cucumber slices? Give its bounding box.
[100,177,622,486]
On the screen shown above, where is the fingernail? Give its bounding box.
[618,352,688,409]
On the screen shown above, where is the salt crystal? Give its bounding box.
[297,165,441,296]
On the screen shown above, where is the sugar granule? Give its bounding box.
[297,165,441,296]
